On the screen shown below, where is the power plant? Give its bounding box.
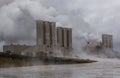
[83,34,113,52]
[2,19,114,57]
[0,20,115,66]
[3,20,73,57]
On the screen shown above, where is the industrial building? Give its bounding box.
[57,27,72,55]
[36,20,72,56]
[57,27,72,49]
[83,34,113,52]
[36,20,56,48]
[3,20,73,57]
[102,34,113,49]
[3,44,32,55]
[3,19,114,57]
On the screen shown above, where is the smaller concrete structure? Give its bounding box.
[57,27,72,49]
[21,45,56,57]
[102,34,113,49]
[57,27,72,56]
[83,34,113,52]
[3,44,32,55]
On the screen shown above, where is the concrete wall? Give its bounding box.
[57,27,63,47]
[49,22,56,48]
[102,34,113,49]
[63,28,68,48]
[36,20,44,45]
[67,28,72,49]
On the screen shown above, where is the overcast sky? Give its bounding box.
[0,0,13,7]
[0,0,120,51]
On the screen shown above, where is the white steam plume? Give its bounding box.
[0,0,93,52]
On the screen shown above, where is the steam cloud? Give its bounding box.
[0,0,120,56]
[0,0,92,51]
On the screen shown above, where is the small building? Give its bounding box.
[3,44,32,55]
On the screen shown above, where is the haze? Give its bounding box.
[0,0,120,51]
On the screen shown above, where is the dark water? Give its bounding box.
[0,61,120,78]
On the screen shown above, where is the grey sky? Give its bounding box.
[0,0,120,51]
[0,0,13,7]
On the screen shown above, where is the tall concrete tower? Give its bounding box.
[67,28,72,49]
[36,20,56,48]
[57,27,63,47]
[102,34,113,49]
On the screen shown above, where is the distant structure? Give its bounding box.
[83,41,102,52]
[102,34,113,49]
[83,34,113,52]
[3,20,73,57]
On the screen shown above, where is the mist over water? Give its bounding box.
[1,61,120,78]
